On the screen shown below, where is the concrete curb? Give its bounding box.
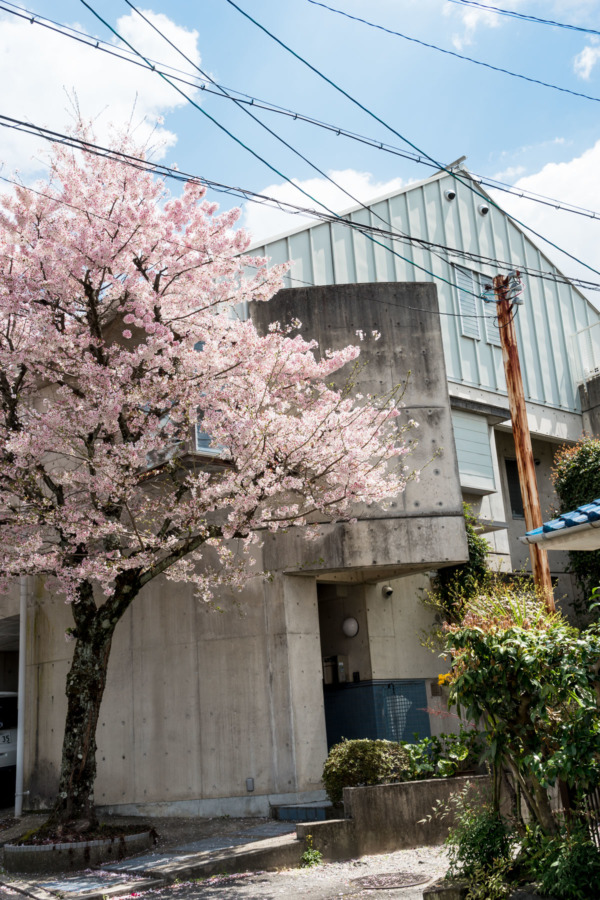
[3,832,154,874]
[0,832,305,900]
[1,876,164,900]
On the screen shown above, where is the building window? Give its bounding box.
[451,410,496,494]
[505,459,524,519]
[454,265,501,347]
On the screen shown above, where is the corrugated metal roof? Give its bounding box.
[246,165,600,415]
[521,501,600,550]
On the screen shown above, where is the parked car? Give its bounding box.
[0,693,17,808]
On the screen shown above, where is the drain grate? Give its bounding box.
[350,871,430,890]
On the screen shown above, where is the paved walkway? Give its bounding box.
[0,816,448,900]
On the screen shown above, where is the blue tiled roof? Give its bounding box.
[524,500,600,540]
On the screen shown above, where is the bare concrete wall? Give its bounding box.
[580,373,600,436]
[251,283,467,583]
[25,569,328,815]
[23,282,467,815]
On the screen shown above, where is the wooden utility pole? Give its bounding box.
[494,273,555,612]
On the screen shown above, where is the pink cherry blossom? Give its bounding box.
[0,123,416,824]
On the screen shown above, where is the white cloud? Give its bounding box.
[442,0,505,50]
[442,0,594,51]
[489,139,600,306]
[491,165,527,182]
[0,8,201,177]
[244,170,404,242]
[574,38,600,80]
[449,8,500,50]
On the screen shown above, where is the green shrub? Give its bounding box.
[464,861,512,900]
[530,824,600,900]
[322,738,411,804]
[444,788,515,881]
[552,437,600,618]
[405,726,483,780]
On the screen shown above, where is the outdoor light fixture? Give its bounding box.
[342,616,359,638]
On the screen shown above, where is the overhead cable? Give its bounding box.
[0,172,517,324]
[121,0,454,275]
[223,0,600,280]
[2,115,598,295]
[303,0,600,104]
[447,0,600,38]
[77,0,485,299]
[2,1,599,221]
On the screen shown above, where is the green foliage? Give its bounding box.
[447,615,600,801]
[421,504,492,649]
[435,504,491,614]
[404,726,483,780]
[441,786,515,882]
[552,436,600,617]
[321,739,411,804]
[464,861,512,900]
[525,823,600,900]
[322,729,483,804]
[300,834,323,868]
[439,583,600,896]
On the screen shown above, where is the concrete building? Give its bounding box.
[3,162,600,817]
[247,162,600,603]
[4,280,470,817]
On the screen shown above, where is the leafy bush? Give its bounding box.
[322,728,483,804]
[445,585,600,840]
[404,726,483,780]
[445,800,514,881]
[322,739,411,804]
[528,824,600,900]
[552,436,600,617]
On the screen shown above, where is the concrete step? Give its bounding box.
[271,800,337,822]
[141,832,304,882]
[2,833,306,900]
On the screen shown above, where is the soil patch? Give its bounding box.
[17,822,154,845]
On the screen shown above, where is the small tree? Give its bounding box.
[552,436,600,618]
[420,504,492,649]
[445,588,600,835]
[0,127,414,829]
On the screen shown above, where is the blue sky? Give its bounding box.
[2,0,600,290]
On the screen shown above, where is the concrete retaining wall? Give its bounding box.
[4,831,154,874]
[297,775,490,860]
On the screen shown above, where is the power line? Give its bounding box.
[2,115,598,296]
[447,0,600,38]
[120,0,456,277]
[77,0,486,301]
[0,176,505,324]
[2,2,599,222]
[303,0,600,105]
[223,0,600,281]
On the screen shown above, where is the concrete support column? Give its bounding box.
[281,575,328,794]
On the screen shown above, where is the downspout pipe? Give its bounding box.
[15,576,27,817]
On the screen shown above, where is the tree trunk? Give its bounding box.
[48,583,116,828]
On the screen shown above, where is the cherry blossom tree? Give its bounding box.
[0,129,414,829]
